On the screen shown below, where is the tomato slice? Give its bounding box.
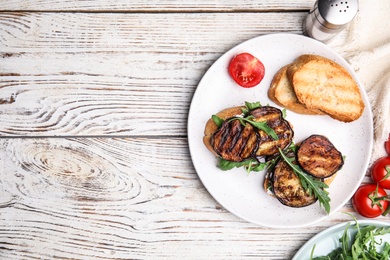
[228,53,265,88]
[352,184,388,218]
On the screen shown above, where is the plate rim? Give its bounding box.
[292,219,390,259]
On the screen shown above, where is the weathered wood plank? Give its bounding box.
[0,0,315,12]
[0,2,375,260]
[0,12,307,53]
[0,12,310,136]
[0,137,371,259]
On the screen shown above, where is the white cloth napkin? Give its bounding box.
[332,0,390,163]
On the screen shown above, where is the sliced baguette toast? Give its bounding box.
[268,64,323,115]
[287,55,364,122]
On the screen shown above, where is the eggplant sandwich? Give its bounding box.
[203,102,344,211]
[203,104,294,162]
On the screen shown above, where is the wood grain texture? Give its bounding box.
[0,138,375,259]
[0,2,373,259]
[0,12,308,136]
[0,0,315,12]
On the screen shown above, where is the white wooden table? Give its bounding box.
[0,1,380,259]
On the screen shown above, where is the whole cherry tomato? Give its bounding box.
[352,184,388,218]
[371,156,390,189]
[385,133,390,156]
[228,53,265,88]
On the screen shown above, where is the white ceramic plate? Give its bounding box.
[187,33,373,228]
[292,220,390,259]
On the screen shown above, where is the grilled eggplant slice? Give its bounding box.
[209,105,294,162]
[272,157,317,208]
[211,118,259,162]
[297,134,343,179]
[249,106,294,157]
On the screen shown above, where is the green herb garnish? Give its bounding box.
[212,114,224,127]
[278,148,331,214]
[281,108,287,118]
[242,101,261,113]
[242,101,278,140]
[310,216,390,259]
[218,158,269,174]
[234,116,278,140]
[213,101,278,140]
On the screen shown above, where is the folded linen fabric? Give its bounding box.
[333,0,390,163]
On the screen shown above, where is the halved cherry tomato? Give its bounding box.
[352,184,388,218]
[371,156,390,189]
[228,53,265,88]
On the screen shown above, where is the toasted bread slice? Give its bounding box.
[287,55,364,122]
[268,69,284,107]
[269,64,323,115]
[324,172,338,186]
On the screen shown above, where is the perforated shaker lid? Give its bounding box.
[317,0,359,28]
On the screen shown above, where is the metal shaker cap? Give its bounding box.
[316,0,359,29]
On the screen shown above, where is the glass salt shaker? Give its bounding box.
[303,0,359,43]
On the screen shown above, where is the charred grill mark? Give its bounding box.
[211,106,294,162]
[220,119,241,153]
[211,118,259,162]
[272,159,317,208]
[250,106,294,157]
[297,135,343,179]
[227,120,243,153]
[240,124,259,158]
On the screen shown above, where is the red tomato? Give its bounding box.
[228,53,265,88]
[385,133,390,156]
[371,156,390,189]
[352,184,388,218]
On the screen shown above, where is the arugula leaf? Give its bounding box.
[218,158,255,171]
[354,225,390,259]
[235,116,278,140]
[245,101,261,110]
[217,158,269,174]
[216,101,278,140]
[311,216,390,259]
[281,108,287,118]
[341,222,352,256]
[241,101,261,114]
[278,148,331,214]
[212,114,224,127]
[246,160,268,173]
